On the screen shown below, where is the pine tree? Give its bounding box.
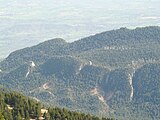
[0,111,4,120]
[43,112,50,120]
[25,111,30,120]
[15,112,22,120]
[35,103,41,119]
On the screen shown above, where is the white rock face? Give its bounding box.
[25,61,36,78]
[89,61,92,65]
[77,63,85,74]
[127,60,145,101]
[128,73,134,101]
[25,71,30,78]
[0,69,2,72]
[78,64,83,71]
[30,61,36,67]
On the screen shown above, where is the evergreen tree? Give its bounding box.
[25,111,30,120]
[14,112,22,120]
[43,112,50,120]
[0,111,4,120]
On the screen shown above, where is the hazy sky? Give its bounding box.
[0,0,160,58]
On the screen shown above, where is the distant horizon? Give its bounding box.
[0,0,160,58]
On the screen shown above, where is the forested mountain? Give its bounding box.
[0,26,160,119]
[0,87,112,120]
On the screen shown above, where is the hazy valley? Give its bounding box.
[1,0,160,59]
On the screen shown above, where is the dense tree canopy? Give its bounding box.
[0,88,113,120]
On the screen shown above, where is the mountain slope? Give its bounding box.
[0,26,160,119]
[0,87,113,120]
[69,26,160,52]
